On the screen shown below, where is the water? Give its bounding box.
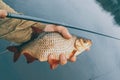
[1,0,120,80]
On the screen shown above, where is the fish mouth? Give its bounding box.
[81,39,92,51]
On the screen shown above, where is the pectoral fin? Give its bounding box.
[23,53,37,63]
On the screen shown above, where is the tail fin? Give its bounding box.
[7,46,21,62]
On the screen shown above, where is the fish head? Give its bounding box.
[75,37,92,52]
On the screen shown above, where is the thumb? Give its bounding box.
[0,10,7,18]
[56,26,72,39]
[44,25,72,39]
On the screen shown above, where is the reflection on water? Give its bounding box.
[96,0,120,26]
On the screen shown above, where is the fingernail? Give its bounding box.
[66,33,72,39]
[48,55,54,64]
[62,56,66,61]
[61,55,67,65]
[49,55,54,59]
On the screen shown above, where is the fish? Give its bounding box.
[7,27,92,64]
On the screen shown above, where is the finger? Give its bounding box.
[56,26,72,39]
[59,54,67,65]
[48,55,59,70]
[44,24,56,32]
[0,10,7,18]
[44,25,72,39]
[48,55,59,64]
[69,56,76,62]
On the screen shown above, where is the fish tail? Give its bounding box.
[7,46,21,62]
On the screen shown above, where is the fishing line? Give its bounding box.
[6,13,120,40]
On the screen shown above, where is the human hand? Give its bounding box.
[0,9,77,69]
[44,24,72,39]
[0,10,7,18]
[44,24,77,69]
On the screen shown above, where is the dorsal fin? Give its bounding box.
[31,26,43,34]
[30,26,44,40]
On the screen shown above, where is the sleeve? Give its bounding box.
[0,0,46,44]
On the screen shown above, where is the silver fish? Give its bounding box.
[7,31,92,63]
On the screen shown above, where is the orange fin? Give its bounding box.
[48,58,59,70]
[23,53,37,63]
[31,26,43,39]
[50,59,59,70]
[31,26,43,34]
[7,46,21,62]
[13,53,21,62]
[50,63,59,70]
[69,49,77,59]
